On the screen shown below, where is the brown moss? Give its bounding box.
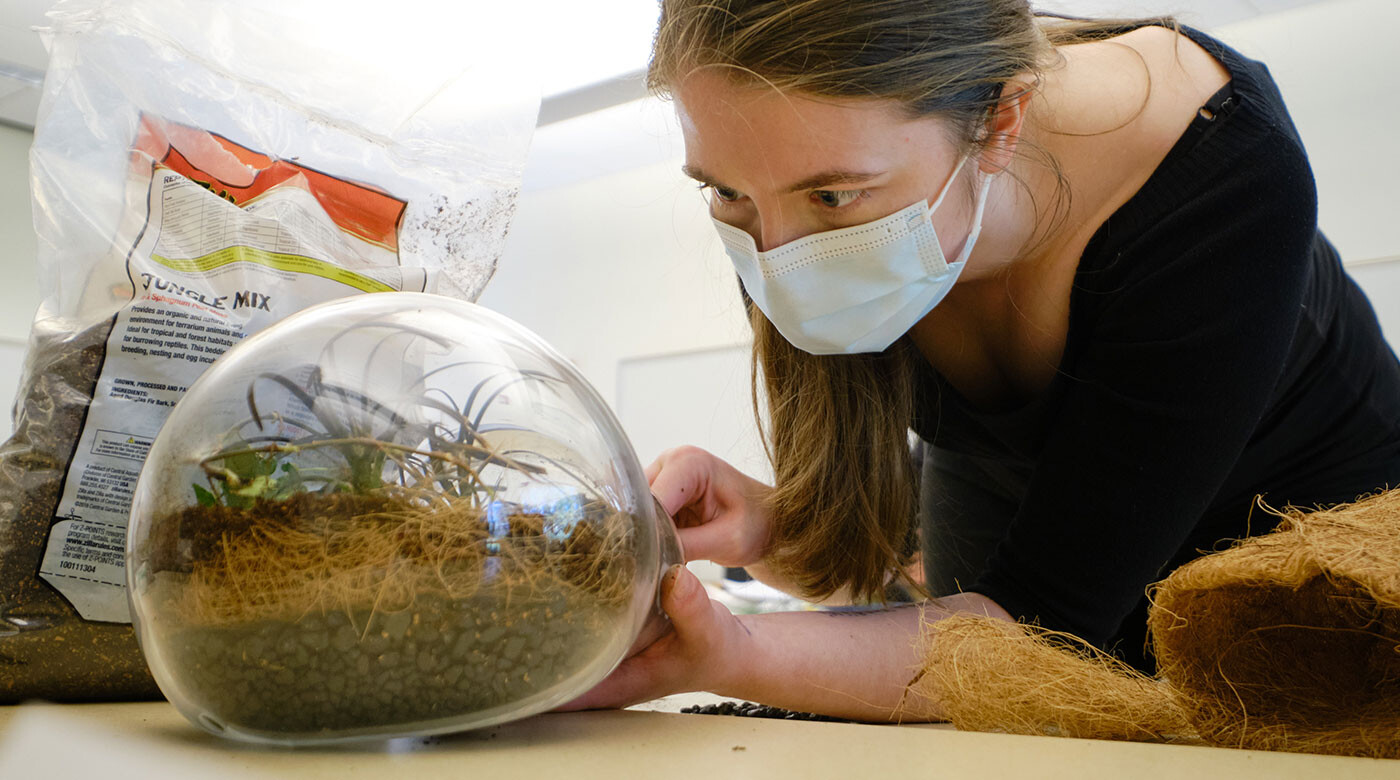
[1148,491,1400,757]
[906,613,1197,744]
[146,491,636,628]
[908,489,1400,759]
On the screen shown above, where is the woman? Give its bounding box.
[567,0,1400,720]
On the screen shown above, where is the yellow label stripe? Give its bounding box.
[150,246,396,293]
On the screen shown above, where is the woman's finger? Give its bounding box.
[556,568,700,711]
[649,453,709,518]
[555,652,667,711]
[676,521,742,565]
[557,566,739,713]
[644,452,666,484]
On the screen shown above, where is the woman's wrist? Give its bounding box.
[703,606,930,721]
[711,607,767,694]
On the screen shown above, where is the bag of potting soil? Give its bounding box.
[0,0,538,701]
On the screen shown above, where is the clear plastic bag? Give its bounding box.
[0,0,538,701]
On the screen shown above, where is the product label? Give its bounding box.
[39,117,422,622]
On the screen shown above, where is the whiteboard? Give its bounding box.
[1347,258,1400,349]
[0,339,25,439]
[615,343,772,486]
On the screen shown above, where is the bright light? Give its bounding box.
[531,0,660,96]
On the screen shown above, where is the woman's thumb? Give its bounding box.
[660,564,708,633]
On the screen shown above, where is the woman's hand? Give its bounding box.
[559,448,768,711]
[557,563,751,710]
[647,445,772,568]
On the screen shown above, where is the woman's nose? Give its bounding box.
[712,200,811,252]
[754,206,807,253]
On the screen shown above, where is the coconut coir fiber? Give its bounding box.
[908,490,1400,758]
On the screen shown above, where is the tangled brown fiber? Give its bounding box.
[146,492,636,627]
[909,614,1198,743]
[908,489,1400,759]
[1149,490,1400,757]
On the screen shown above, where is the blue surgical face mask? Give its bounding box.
[712,156,995,355]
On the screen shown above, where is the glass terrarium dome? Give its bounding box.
[127,292,681,744]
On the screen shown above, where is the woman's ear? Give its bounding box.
[978,77,1036,174]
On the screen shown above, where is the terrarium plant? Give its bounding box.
[127,294,680,744]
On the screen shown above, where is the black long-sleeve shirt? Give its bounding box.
[911,25,1400,667]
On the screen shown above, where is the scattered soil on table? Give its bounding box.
[681,701,848,723]
[140,490,638,733]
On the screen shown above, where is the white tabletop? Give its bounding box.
[2,695,1397,780]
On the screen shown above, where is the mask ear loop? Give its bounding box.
[953,168,997,266]
[926,154,997,266]
[928,155,969,213]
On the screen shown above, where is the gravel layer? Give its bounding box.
[160,590,623,734]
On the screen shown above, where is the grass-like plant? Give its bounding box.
[159,325,637,629]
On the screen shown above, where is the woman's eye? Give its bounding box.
[813,189,863,208]
[710,185,743,203]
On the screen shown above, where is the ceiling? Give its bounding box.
[0,0,1335,131]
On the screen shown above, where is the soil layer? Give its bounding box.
[158,589,619,734]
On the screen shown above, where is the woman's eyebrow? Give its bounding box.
[782,170,884,193]
[681,165,883,193]
[681,164,721,186]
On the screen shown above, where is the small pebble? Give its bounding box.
[384,612,413,640]
[502,636,525,661]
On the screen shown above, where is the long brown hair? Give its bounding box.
[649,0,1172,604]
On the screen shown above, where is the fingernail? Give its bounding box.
[663,564,686,594]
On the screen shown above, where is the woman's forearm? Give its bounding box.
[711,592,1011,722]
[711,601,936,721]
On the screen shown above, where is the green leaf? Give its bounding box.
[224,450,276,482]
[193,484,217,507]
[231,474,273,498]
[271,463,304,500]
[221,480,251,509]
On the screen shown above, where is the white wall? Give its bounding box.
[0,124,39,427]
[482,0,1400,484]
[0,125,39,332]
[477,99,758,475]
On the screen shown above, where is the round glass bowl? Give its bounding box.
[127,293,681,744]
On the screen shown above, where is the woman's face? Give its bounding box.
[674,69,975,253]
